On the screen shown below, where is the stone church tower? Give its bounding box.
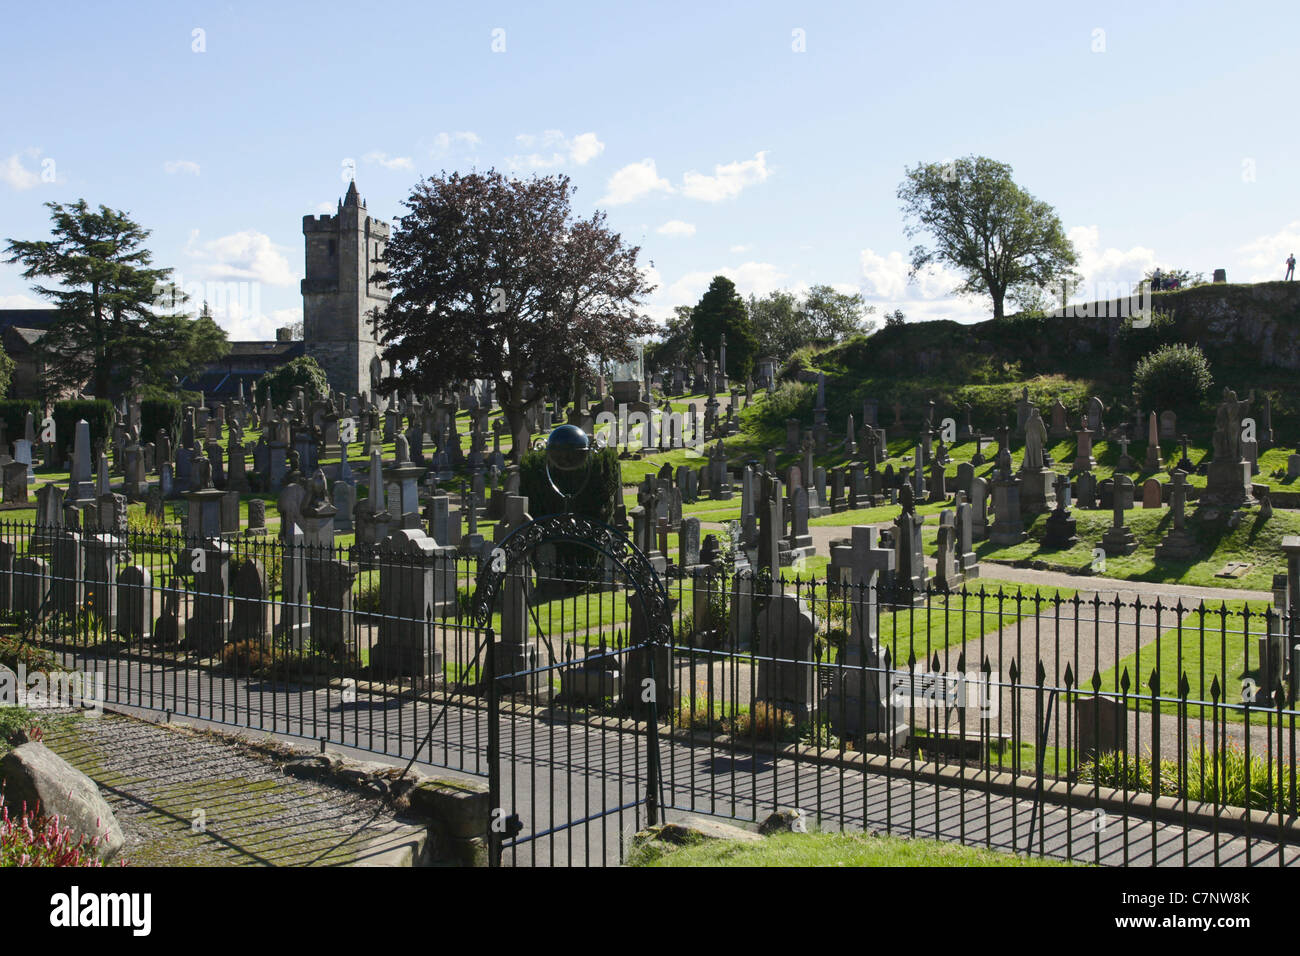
[301,180,390,396]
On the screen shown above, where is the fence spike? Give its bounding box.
[1120,667,1130,694]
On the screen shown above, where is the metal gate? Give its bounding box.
[470,513,671,866]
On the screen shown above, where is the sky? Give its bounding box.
[2,0,1298,340]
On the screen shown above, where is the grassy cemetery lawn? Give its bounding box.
[629,829,1076,867]
[1095,597,1276,721]
[975,504,1299,591]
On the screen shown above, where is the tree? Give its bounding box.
[748,286,875,359]
[144,300,230,388]
[374,170,654,460]
[898,156,1078,320]
[690,276,758,379]
[747,290,800,358]
[884,308,907,328]
[0,344,14,398]
[4,199,226,398]
[259,355,328,406]
[644,305,694,374]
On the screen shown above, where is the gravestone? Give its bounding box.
[989,477,1026,545]
[115,565,152,642]
[753,593,817,722]
[1154,470,1198,560]
[825,526,907,745]
[1101,475,1139,556]
[1142,477,1163,509]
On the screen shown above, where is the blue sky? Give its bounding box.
[2,0,1298,339]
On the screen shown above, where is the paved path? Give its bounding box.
[59,649,1300,868]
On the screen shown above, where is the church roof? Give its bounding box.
[343,179,362,208]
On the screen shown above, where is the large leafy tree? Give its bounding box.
[749,285,874,358]
[690,276,758,379]
[374,170,654,459]
[5,199,228,399]
[898,156,1078,320]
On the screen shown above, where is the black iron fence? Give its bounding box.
[0,519,1295,866]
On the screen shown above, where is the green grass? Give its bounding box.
[978,503,1298,590]
[629,829,1076,867]
[1095,597,1276,720]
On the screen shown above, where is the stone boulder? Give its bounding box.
[0,742,124,860]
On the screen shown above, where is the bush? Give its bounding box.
[52,399,114,459]
[0,399,40,446]
[258,356,328,407]
[139,395,183,443]
[762,381,814,423]
[518,445,622,573]
[0,795,108,867]
[518,445,622,526]
[1133,343,1213,412]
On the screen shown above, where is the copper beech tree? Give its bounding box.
[373,170,655,460]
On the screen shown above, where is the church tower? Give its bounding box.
[301,180,390,397]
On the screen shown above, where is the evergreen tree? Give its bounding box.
[690,276,758,379]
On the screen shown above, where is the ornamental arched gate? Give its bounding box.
[469,512,671,867]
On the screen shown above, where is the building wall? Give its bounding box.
[301,188,390,397]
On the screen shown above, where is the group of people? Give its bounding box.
[1149,267,1181,291]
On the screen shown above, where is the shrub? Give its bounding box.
[0,634,67,675]
[0,796,107,867]
[518,444,623,574]
[52,399,114,458]
[1133,342,1213,412]
[258,356,328,407]
[762,380,814,424]
[0,399,41,445]
[138,394,183,443]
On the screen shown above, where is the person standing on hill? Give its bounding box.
[1286,253,1296,281]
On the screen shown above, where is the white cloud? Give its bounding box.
[184,230,298,287]
[568,132,605,165]
[857,247,985,323]
[314,201,335,214]
[163,160,201,176]
[363,151,414,171]
[858,248,911,300]
[729,244,750,254]
[1237,220,1300,282]
[600,159,673,205]
[0,293,42,309]
[664,262,788,306]
[680,151,771,202]
[656,220,696,237]
[508,130,605,170]
[1,150,43,190]
[220,306,299,341]
[430,131,481,155]
[1066,224,1156,299]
